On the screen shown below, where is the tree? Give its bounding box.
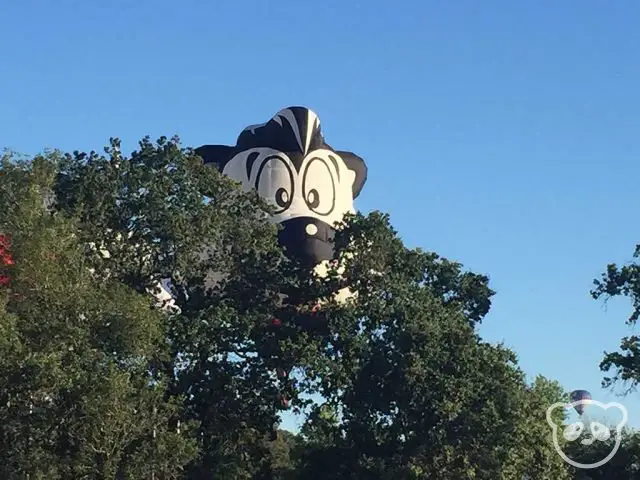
[288,212,572,479]
[1,137,580,479]
[564,427,640,479]
[586,246,640,479]
[592,246,640,391]
[0,153,198,478]
[503,376,572,479]
[257,429,304,480]
[1,138,306,478]
[49,137,312,478]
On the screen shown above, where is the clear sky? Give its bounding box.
[2,1,640,431]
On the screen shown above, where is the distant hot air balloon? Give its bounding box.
[570,389,592,415]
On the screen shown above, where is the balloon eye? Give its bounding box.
[276,188,289,207]
[254,155,294,214]
[302,158,335,216]
[306,189,320,209]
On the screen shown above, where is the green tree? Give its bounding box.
[564,427,640,479]
[50,137,313,478]
[592,246,640,390]
[1,138,580,479]
[501,376,572,479]
[0,153,198,479]
[586,223,640,479]
[256,429,304,480]
[289,212,572,479]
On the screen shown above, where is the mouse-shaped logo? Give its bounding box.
[546,400,628,469]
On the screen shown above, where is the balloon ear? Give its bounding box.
[337,151,367,199]
[195,145,235,171]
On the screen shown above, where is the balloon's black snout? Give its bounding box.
[278,217,334,267]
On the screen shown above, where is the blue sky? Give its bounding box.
[2,1,640,431]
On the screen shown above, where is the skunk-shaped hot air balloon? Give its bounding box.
[196,107,369,419]
[137,107,368,314]
[195,106,368,270]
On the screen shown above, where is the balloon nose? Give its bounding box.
[305,223,318,236]
[278,217,334,266]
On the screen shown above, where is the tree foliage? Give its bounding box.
[49,137,295,479]
[586,242,640,478]
[0,137,598,478]
[0,151,198,479]
[563,427,640,479]
[592,246,640,391]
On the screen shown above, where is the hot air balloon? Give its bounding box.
[148,106,370,316]
[195,106,368,297]
[570,389,592,415]
[194,107,369,421]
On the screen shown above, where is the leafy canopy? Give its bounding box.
[0,137,581,479]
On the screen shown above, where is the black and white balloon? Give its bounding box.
[150,106,368,312]
[195,106,368,267]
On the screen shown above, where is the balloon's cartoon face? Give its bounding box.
[196,106,367,267]
[546,400,628,469]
